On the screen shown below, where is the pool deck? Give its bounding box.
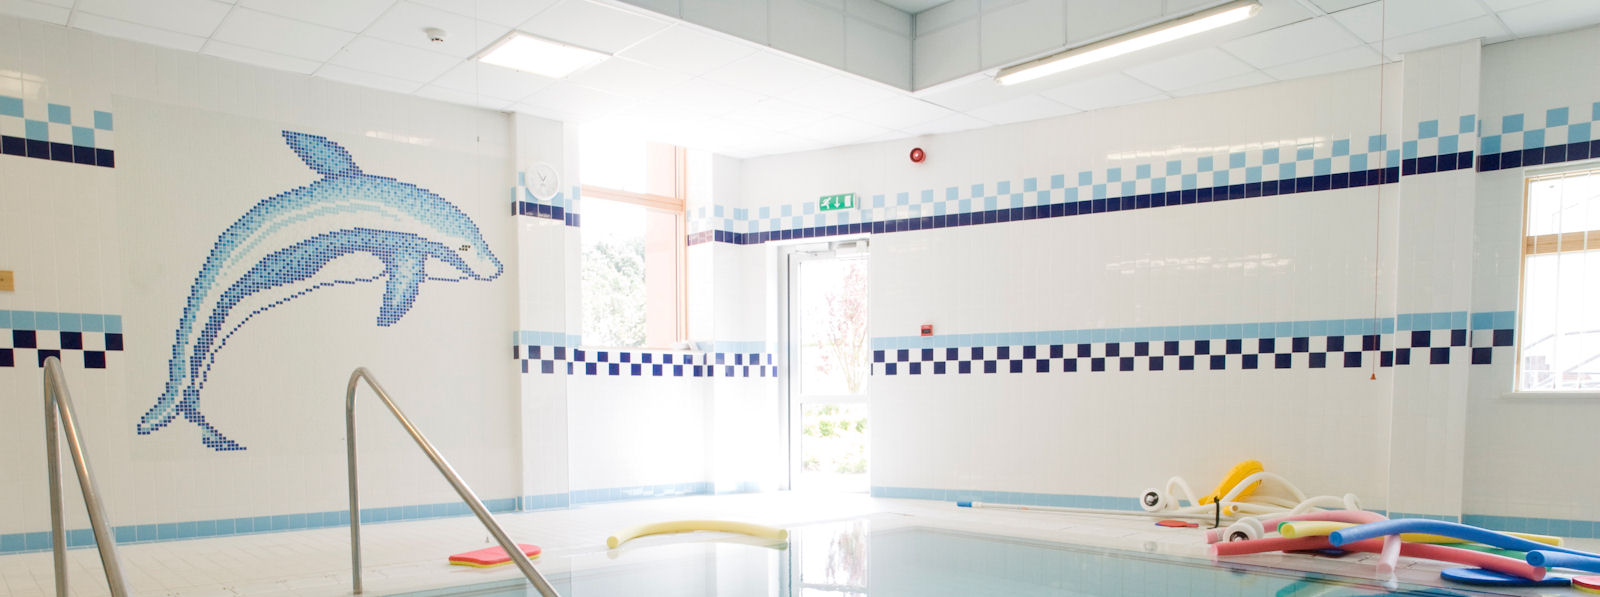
[2,492,1595,596]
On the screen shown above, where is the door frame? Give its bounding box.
[778,238,870,491]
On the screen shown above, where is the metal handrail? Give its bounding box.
[345,367,560,596]
[42,356,129,597]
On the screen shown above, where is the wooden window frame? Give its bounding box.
[1515,164,1600,391]
[580,144,689,347]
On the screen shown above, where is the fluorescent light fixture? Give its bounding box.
[995,0,1260,86]
[476,32,608,79]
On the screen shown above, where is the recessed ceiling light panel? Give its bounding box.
[996,0,1260,86]
[477,32,608,79]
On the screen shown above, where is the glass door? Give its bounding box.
[787,241,870,492]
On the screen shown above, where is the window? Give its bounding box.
[580,138,687,348]
[1518,166,1600,391]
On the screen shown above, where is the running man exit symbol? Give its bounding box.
[818,193,855,211]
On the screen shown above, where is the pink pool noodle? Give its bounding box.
[1378,534,1403,574]
[1205,510,1388,543]
[1209,536,1545,581]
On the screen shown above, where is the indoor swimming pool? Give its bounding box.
[393,521,1509,597]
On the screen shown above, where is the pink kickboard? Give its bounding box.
[449,543,542,567]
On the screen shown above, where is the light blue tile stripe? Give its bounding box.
[0,484,706,555]
[870,487,1599,539]
[568,481,713,504]
[871,311,1514,350]
[871,486,1141,511]
[0,309,121,332]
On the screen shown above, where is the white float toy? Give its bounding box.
[1139,460,1361,520]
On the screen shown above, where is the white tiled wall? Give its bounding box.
[0,13,524,541]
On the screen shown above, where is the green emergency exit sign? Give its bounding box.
[819,193,856,211]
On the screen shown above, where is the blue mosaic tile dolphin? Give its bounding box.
[138,131,503,451]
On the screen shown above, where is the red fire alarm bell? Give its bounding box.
[909,147,925,163]
[920,324,933,336]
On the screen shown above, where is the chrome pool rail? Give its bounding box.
[42,356,130,597]
[345,367,561,597]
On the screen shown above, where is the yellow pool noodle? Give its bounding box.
[606,520,789,549]
[1277,521,1564,546]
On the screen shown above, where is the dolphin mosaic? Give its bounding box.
[138,131,503,451]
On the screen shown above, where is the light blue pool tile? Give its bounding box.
[1368,134,1386,152]
[1502,113,1524,133]
[57,312,81,332]
[1459,114,1475,133]
[47,103,70,124]
[1572,122,1592,144]
[1418,119,1439,138]
[0,311,10,328]
[35,311,58,330]
[1396,313,1413,330]
[1332,139,1349,156]
[105,315,122,333]
[0,95,22,117]
[1450,311,1468,328]
[1439,135,1457,154]
[1524,128,1545,149]
[1350,153,1368,171]
[1433,312,1452,329]
[93,110,113,130]
[1546,107,1569,127]
[114,526,135,543]
[1403,140,1418,159]
[1166,160,1181,175]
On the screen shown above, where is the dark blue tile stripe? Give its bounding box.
[515,345,777,378]
[512,200,580,226]
[0,135,113,167]
[689,162,1454,246]
[1476,140,1600,172]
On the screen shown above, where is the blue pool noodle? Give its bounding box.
[1329,519,1599,559]
[957,501,973,508]
[1527,550,1600,573]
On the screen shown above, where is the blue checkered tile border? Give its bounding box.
[0,96,115,168]
[1477,102,1600,172]
[516,344,776,378]
[688,116,1476,246]
[872,311,1515,376]
[512,178,580,226]
[0,310,124,368]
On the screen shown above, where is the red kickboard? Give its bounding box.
[449,544,542,568]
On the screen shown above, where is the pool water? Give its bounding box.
[393,520,1511,597]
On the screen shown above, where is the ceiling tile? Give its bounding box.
[0,0,71,25]
[791,114,890,145]
[1378,16,1508,59]
[701,50,833,97]
[316,63,425,94]
[617,24,759,76]
[70,11,207,51]
[565,57,690,97]
[1261,44,1379,80]
[519,81,636,120]
[75,0,231,37]
[364,2,510,59]
[211,7,355,62]
[1497,0,1600,37]
[201,39,322,74]
[1065,0,1160,44]
[898,112,990,136]
[413,84,517,110]
[521,0,672,54]
[412,0,561,29]
[651,78,766,116]
[844,95,956,130]
[963,94,1078,124]
[1038,71,1165,111]
[785,73,902,114]
[918,74,1032,112]
[1123,47,1257,92]
[1481,0,1542,10]
[1221,16,1363,69]
[328,36,462,82]
[1169,70,1276,97]
[722,99,833,132]
[237,0,395,33]
[1330,0,1485,42]
[429,61,555,102]
[1310,0,1376,12]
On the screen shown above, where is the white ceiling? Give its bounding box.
[879,0,956,15]
[3,0,1600,159]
